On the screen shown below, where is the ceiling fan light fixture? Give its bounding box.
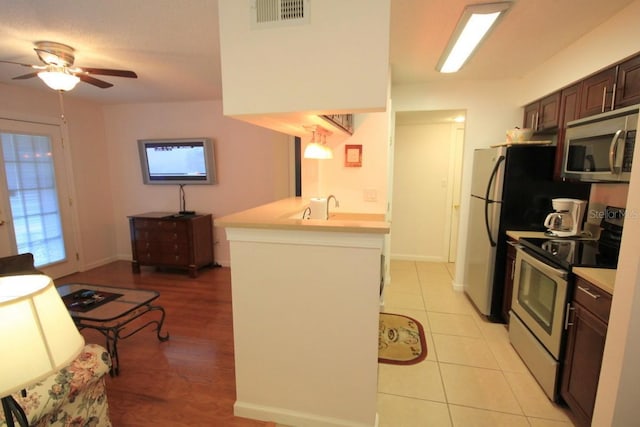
[436,2,511,74]
[37,70,80,91]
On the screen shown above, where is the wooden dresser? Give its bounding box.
[128,212,213,277]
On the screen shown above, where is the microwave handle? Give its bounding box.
[609,129,624,173]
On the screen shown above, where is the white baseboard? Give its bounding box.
[234,401,377,427]
[390,254,448,263]
[452,280,465,292]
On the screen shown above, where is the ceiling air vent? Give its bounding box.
[251,0,310,29]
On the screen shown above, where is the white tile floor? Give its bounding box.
[377,261,575,427]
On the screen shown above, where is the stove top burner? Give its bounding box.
[519,237,619,270]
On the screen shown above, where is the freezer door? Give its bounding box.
[464,195,499,315]
[470,147,505,202]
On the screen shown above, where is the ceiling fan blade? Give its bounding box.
[0,60,37,68]
[81,67,137,78]
[12,72,39,80]
[78,74,113,89]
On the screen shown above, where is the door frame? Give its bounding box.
[0,110,82,278]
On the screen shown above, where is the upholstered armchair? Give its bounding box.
[0,344,112,427]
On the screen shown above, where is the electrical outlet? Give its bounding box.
[364,189,377,202]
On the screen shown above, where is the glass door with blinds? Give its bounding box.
[0,118,78,278]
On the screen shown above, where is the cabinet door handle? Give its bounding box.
[510,259,516,280]
[535,111,539,131]
[564,303,575,329]
[602,86,607,112]
[578,285,601,299]
[611,82,617,111]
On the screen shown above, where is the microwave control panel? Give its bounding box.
[623,130,636,172]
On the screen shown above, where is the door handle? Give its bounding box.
[609,129,624,173]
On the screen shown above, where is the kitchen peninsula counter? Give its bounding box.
[218,197,389,427]
[216,197,389,234]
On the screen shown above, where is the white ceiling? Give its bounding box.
[0,0,635,105]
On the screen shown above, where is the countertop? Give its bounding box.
[573,267,616,295]
[506,230,551,240]
[215,197,390,234]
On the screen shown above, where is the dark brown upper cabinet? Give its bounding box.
[578,67,617,118]
[523,92,560,133]
[615,55,640,108]
[554,83,581,180]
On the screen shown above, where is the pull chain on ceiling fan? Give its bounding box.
[0,41,137,91]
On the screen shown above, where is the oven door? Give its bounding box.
[511,247,568,359]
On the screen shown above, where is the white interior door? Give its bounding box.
[0,118,79,278]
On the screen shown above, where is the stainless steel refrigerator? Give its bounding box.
[463,145,591,321]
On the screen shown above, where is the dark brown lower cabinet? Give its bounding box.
[561,277,612,427]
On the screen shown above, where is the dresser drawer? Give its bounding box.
[133,219,187,232]
[134,230,189,243]
[573,277,612,323]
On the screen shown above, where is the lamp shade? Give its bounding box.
[303,142,333,159]
[37,71,80,91]
[0,275,84,397]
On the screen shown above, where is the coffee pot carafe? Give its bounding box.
[544,198,587,237]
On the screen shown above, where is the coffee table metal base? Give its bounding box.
[75,303,169,376]
[58,283,171,376]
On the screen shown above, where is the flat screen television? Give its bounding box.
[137,138,216,185]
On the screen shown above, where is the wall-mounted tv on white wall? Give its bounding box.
[137,138,216,185]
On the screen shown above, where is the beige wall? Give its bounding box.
[302,112,389,214]
[102,101,292,267]
[0,84,293,269]
[392,79,523,285]
[218,0,390,115]
[0,83,116,269]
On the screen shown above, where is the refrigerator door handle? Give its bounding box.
[484,155,505,247]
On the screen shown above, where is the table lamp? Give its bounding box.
[0,275,85,427]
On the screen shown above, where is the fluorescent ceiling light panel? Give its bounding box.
[437,2,511,73]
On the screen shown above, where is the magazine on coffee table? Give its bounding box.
[61,288,123,312]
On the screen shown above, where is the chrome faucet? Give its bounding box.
[302,206,311,219]
[326,195,339,218]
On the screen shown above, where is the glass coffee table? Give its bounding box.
[57,283,170,375]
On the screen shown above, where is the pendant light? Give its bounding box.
[303,125,333,159]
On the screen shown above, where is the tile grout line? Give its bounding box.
[415,261,455,426]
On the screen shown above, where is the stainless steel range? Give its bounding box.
[508,206,623,401]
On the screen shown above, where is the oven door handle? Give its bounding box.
[517,247,568,280]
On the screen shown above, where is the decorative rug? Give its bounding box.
[378,313,427,365]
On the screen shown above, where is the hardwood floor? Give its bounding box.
[58,261,271,427]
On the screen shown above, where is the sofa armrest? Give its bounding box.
[0,253,42,276]
[0,344,112,427]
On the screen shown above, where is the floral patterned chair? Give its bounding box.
[0,344,112,427]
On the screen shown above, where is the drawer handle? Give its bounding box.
[578,285,601,299]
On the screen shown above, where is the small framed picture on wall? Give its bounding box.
[344,144,362,167]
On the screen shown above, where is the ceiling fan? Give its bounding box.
[0,41,137,90]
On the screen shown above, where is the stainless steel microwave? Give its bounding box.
[562,104,638,182]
